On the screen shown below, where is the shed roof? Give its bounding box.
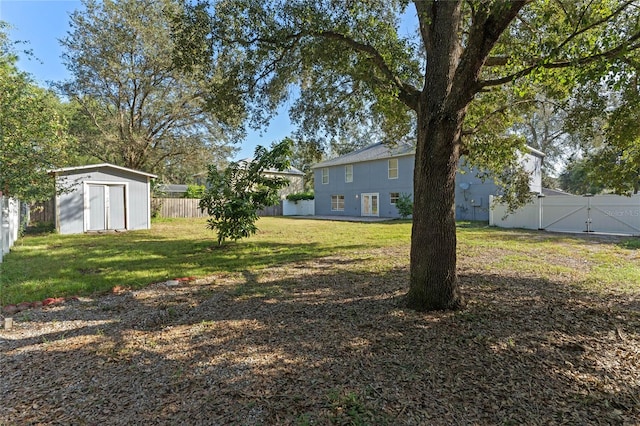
[49,163,157,179]
[312,142,545,169]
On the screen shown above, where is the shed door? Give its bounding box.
[88,185,106,231]
[87,184,126,231]
[108,185,126,230]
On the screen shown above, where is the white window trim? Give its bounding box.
[388,158,398,179]
[331,195,345,211]
[345,164,353,183]
[322,167,329,184]
[390,192,400,205]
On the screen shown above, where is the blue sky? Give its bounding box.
[0,0,292,160]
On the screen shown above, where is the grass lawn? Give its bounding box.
[2,217,638,306]
[1,217,639,424]
[1,217,412,306]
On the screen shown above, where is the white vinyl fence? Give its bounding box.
[282,199,315,216]
[490,194,640,236]
[0,196,23,262]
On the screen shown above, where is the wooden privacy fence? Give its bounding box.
[154,198,283,219]
[28,198,283,224]
[155,198,207,218]
[257,202,283,217]
[29,199,55,224]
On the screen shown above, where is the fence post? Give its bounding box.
[538,194,545,230]
[9,198,18,248]
[1,195,9,262]
[0,194,4,263]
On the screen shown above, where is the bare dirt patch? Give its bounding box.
[1,246,639,425]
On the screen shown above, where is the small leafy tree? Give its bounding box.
[395,193,413,219]
[184,184,205,199]
[200,139,292,245]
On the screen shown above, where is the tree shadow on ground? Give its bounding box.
[0,236,373,304]
[1,257,639,425]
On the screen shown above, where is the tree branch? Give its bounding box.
[313,30,421,110]
[462,99,536,136]
[451,0,530,108]
[552,0,636,54]
[480,33,640,87]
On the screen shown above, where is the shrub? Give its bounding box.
[150,198,163,218]
[286,192,314,202]
[185,184,205,199]
[395,193,413,219]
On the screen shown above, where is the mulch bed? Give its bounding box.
[1,246,639,425]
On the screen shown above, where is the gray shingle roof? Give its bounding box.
[542,188,573,196]
[237,158,304,175]
[312,142,545,169]
[311,142,415,168]
[157,184,188,193]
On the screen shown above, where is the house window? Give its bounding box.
[388,158,398,179]
[345,164,353,183]
[322,167,329,184]
[331,195,345,211]
[390,192,400,204]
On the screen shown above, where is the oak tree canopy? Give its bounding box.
[173,0,640,310]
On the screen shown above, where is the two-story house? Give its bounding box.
[312,142,544,221]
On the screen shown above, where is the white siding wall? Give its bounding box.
[55,166,152,234]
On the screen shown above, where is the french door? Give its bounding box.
[361,193,379,217]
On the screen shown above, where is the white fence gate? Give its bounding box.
[490,194,640,236]
[0,196,23,263]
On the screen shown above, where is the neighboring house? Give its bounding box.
[312,142,544,221]
[542,187,573,196]
[156,184,189,198]
[49,163,157,234]
[235,158,306,200]
[260,164,305,199]
[193,162,305,200]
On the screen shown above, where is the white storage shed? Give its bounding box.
[50,164,157,234]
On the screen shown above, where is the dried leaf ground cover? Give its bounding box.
[1,220,639,425]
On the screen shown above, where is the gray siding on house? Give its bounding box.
[455,152,544,221]
[314,154,414,217]
[53,164,155,234]
[454,164,502,221]
[313,143,544,221]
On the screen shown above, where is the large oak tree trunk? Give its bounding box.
[407,106,465,311]
[406,0,466,311]
[405,1,528,310]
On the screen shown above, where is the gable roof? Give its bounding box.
[312,142,415,169]
[49,163,157,179]
[542,187,573,196]
[312,142,546,169]
[157,184,189,193]
[236,158,305,175]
